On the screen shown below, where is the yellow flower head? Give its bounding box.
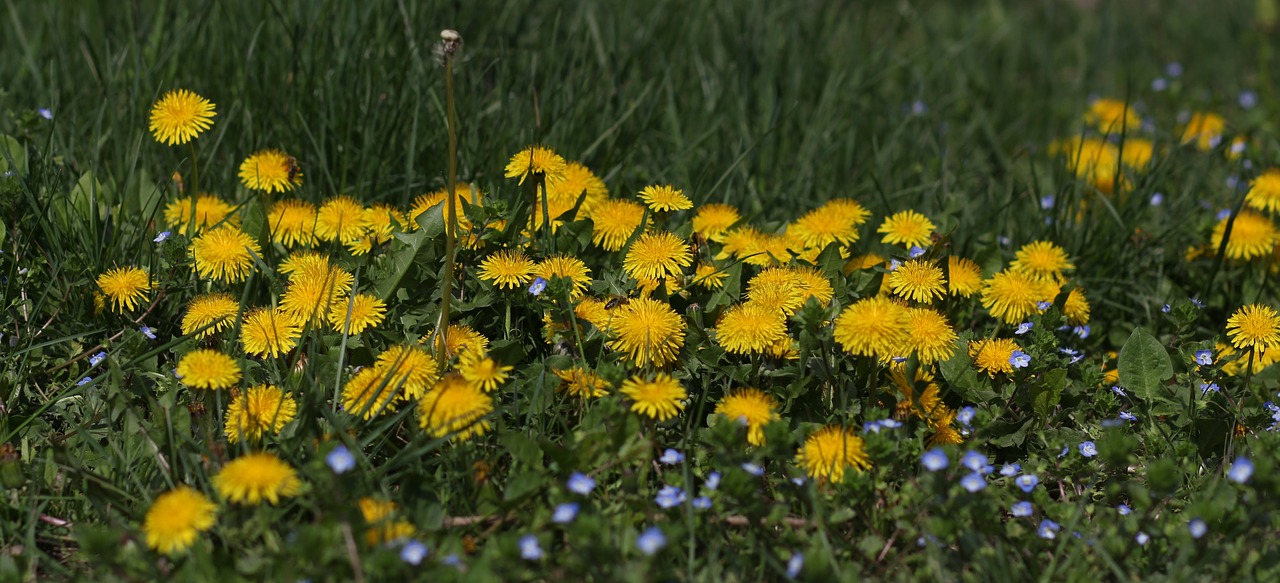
[342,367,399,419]
[376,344,440,401]
[279,251,331,279]
[745,267,805,315]
[1181,112,1226,151]
[149,89,215,146]
[191,226,262,283]
[1246,169,1280,214]
[555,367,611,399]
[536,255,593,299]
[624,232,694,282]
[969,338,1021,377]
[789,198,868,250]
[796,425,871,483]
[638,184,693,213]
[459,357,513,392]
[359,498,415,546]
[1064,287,1091,326]
[315,196,365,245]
[713,388,780,446]
[238,149,301,193]
[980,269,1058,324]
[692,204,741,242]
[280,264,354,326]
[267,199,318,247]
[96,267,151,312]
[1226,304,1280,353]
[478,249,536,290]
[435,324,490,362]
[224,384,297,444]
[947,256,983,297]
[143,485,218,555]
[176,349,241,390]
[418,373,493,441]
[607,297,686,368]
[877,210,935,248]
[1212,210,1278,260]
[240,308,302,358]
[328,292,388,335]
[505,145,567,185]
[693,264,728,290]
[714,302,788,355]
[844,253,886,274]
[1010,240,1075,281]
[348,203,406,255]
[181,293,240,338]
[887,260,946,304]
[548,162,609,216]
[895,308,958,365]
[589,198,646,251]
[620,373,686,421]
[213,451,303,505]
[1083,98,1140,134]
[163,194,240,235]
[832,296,909,359]
[409,183,482,235]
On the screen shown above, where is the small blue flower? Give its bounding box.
[911,100,928,115]
[1149,193,1164,206]
[1015,322,1033,335]
[786,552,804,579]
[1190,297,1205,309]
[1117,504,1132,516]
[440,554,462,567]
[960,450,987,472]
[637,526,666,556]
[1036,301,1051,311]
[1015,474,1039,493]
[655,485,686,509]
[1135,532,1150,545]
[90,351,107,367]
[909,245,926,258]
[567,472,596,495]
[519,534,543,560]
[1079,441,1098,458]
[154,231,171,243]
[998,236,1012,247]
[790,477,806,486]
[1152,77,1168,91]
[1165,62,1183,77]
[77,376,92,386]
[1058,446,1069,458]
[1161,303,1171,314]
[1188,518,1207,539]
[1059,348,1083,364]
[878,418,901,429]
[552,502,580,524]
[1040,195,1055,210]
[658,448,684,465]
[139,325,156,340]
[999,463,1020,477]
[1240,90,1258,109]
[1009,351,1030,369]
[889,259,902,271]
[1119,411,1137,422]
[704,471,721,491]
[691,496,712,510]
[956,406,975,427]
[38,108,53,120]
[528,277,548,296]
[741,462,764,476]
[326,445,356,474]
[400,539,428,565]
[1200,382,1220,395]
[1038,519,1061,540]
[1111,385,1127,397]
[863,420,884,434]
[1228,457,1254,484]
[921,448,948,472]
[890,356,907,364]
[960,473,986,493]
[1073,325,1091,339]
[1194,350,1213,366]
[1011,501,1033,517]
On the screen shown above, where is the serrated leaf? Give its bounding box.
[415,200,447,239]
[1118,327,1173,403]
[375,230,428,299]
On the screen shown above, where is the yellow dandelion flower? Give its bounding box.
[342,367,399,419]
[459,357,512,392]
[1246,169,1280,214]
[969,338,1021,377]
[607,297,686,368]
[314,196,365,245]
[191,225,262,283]
[947,256,983,297]
[163,194,239,235]
[359,498,415,546]
[692,204,741,242]
[1119,138,1154,169]
[149,89,215,146]
[796,425,871,483]
[741,231,794,266]
[536,255,592,298]
[789,198,867,250]
[212,451,303,506]
[280,265,354,326]
[478,249,536,289]
[409,183,482,235]
[1211,210,1278,260]
[142,486,217,555]
[767,336,799,360]
[419,374,492,441]
[927,406,965,446]
[713,388,779,446]
[279,251,331,279]
[266,199,318,247]
[435,324,490,361]
[745,266,804,315]
[844,253,886,274]
[548,161,609,216]
[715,225,761,261]
[638,184,692,213]
[590,198,646,251]
[224,384,297,444]
[1083,98,1140,134]
[1181,112,1226,151]
[980,269,1057,324]
[238,149,301,193]
[832,296,909,359]
[328,292,387,335]
[624,232,694,282]
[348,204,405,255]
[877,210,935,248]
[93,291,106,315]
[620,373,686,421]
[1010,240,1075,281]
[1064,288,1091,326]
[692,264,728,290]
[1226,304,1280,353]
[96,267,151,312]
[887,260,946,304]
[376,344,440,400]
[505,145,567,185]
[574,297,614,331]
[555,367,611,399]
[896,308,958,365]
[181,293,239,338]
[176,349,241,390]
[240,308,302,358]
[715,302,788,355]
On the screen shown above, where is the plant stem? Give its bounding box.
[435,49,460,360]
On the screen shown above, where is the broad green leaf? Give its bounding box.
[375,230,428,300]
[415,200,447,239]
[1031,368,1067,419]
[1117,327,1173,403]
[0,134,26,176]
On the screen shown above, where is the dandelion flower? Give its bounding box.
[163,194,239,235]
[149,89,215,146]
[238,149,301,193]
[638,184,692,213]
[714,302,787,355]
[418,374,492,441]
[832,296,909,359]
[969,338,1021,377]
[555,367,611,399]
[1011,241,1075,281]
[478,249,536,289]
[1083,98,1140,134]
[181,293,240,338]
[926,407,965,446]
[328,292,387,335]
[267,199,318,247]
[1226,304,1280,353]
[535,255,592,298]
[1181,112,1226,151]
[213,451,303,505]
[896,308,958,364]
[191,226,262,283]
[505,145,567,185]
[691,204,741,242]
[1211,210,1278,260]
[624,232,693,282]
[1064,288,1091,325]
[714,388,779,446]
[314,196,365,245]
[342,367,399,419]
[280,264,354,326]
[692,264,728,289]
[607,297,686,368]
[590,198,646,251]
[1119,138,1155,169]
[746,267,807,316]
[877,210,935,248]
[459,357,512,392]
[359,498,415,546]
[574,297,614,331]
[376,344,440,400]
[142,486,218,555]
[1246,169,1280,214]
[279,251,331,279]
[240,308,302,358]
[435,324,490,361]
[224,384,297,444]
[96,267,151,312]
[548,162,609,216]
[980,269,1057,324]
[789,199,867,250]
[887,260,946,304]
[176,349,241,390]
[796,426,871,483]
[620,373,686,421]
[349,203,406,255]
[410,183,482,235]
[947,256,983,297]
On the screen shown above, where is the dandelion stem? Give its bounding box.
[435,36,461,360]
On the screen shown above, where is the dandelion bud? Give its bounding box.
[435,29,463,64]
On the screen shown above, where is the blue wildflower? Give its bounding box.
[921,448,948,472]
[1079,441,1098,458]
[1036,301,1051,310]
[704,471,721,491]
[1200,382,1220,395]
[528,277,547,296]
[889,259,901,271]
[154,231,171,243]
[960,473,986,493]
[909,245,926,258]
[1038,519,1061,540]
[999,463,1020,477]
[1135,532,1150,545]
[1119,411,1137,422]
[636,527,666,556]
[567,472,596,495]
[1190,297,1204,309]
[1111,385,1127,397]
[1240,90,1258,109]
[691,496,712,510]
[1074,325,1091,339]
[960,450,987,472]
[1117,504,1132,516]
[1040,195,1055,210]
[1015,322,1033,335]
[1152,78,1168,91]
[1161,303,1171,313]
[1015,474,1039,493]
[1194,350,1213,366]
[786,552,804,579]
[1009,351,1030,369]
[90,352,107,367]
[326,445,356,474]
[658,448,684,465]
[519,534,543,560]
[956,406,975,427]
[400,539,428,565]
[1188,519,1207,539]
[77,377,92,386]
[655,485,686,509]
[1149,193,1164,206]
[552,502,580,524]
[38,108,53,120]
[1011,501,1033,517]
[1165,62,1183,77]
[741,462,764,476]
[1228,457,1254,484]
[139,325,156,340]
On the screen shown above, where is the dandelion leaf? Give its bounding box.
[1118,327,1173,403]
